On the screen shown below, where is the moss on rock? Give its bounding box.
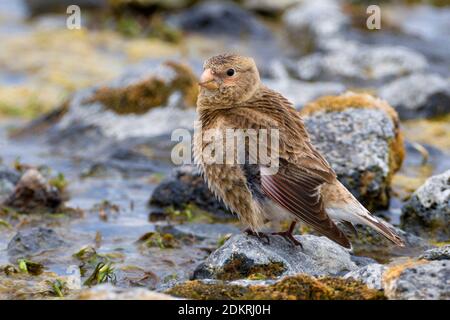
[301,92,405,210]
[84,60,198,115]
[302,92,404,173]
[167,274,386,300]
[216,254,285,281]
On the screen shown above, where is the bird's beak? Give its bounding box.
[199,68,219,90]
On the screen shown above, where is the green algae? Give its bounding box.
[137,231,180,249]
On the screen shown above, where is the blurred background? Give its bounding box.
[0,0,449,299]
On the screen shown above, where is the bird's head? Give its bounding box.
[198,54,261,106]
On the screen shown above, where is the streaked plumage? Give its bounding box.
[194,53,405,249]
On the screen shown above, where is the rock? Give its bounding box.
[344,263,387,290]
[149,166,234,219]
[293,43,428,84]
[167,274,385,300]
[3,169,63,214]
[264,72,345,109]
[76,284,179,300]
[379,73,450,119]
[400,170,449,241]
[0,165,20,201]
[350,255,377,267]
[81,60,198,115]
[243,0,300,15]
[192,233,358,281]
[420,245,450,261]
[383,260,450,300]
[166,1,271,39]
[109,0,192,11]
[283,0,349,51]
[7,227,66,260]
[24,0,107,16]
[301,92,404,210]
[51,60,197,144]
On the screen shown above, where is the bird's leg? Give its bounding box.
[271,221,303,248]
[244,228,270,245]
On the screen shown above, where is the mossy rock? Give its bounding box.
[84,60,198,115]
[167,274,386,300]
[301,92,404,210]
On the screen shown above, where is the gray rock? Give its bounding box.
[304,106,397,210]
[384,260,450,300]
[419,245,450,261]
[192,233,357,280]
[3,169,62,214]
[350,255,378,267]
[283,0,349,50]
[294,43,428,83]
[243,0,300,15]
[344,264,387,290]
[24,0,106,16]
[166,2,271,39]
[264,76,345,109]
[401,170,450,241]
[149,166,234,219]
[379,73,450,119]
[7,227,66,260]
[0,165,20,201]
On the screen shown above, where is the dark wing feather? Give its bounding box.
[261,161,351,249]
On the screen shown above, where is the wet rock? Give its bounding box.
[400,170,449,241]
[149,166,234,219]
[166,2,271,39]
[283,0,349,51]
[7,227,66,260]
[50,60,197,145]
[24,0,106,16]
[81,60,198,115]
[0,165,20,201]
[350,255,377,267]
[192,233,358,281]
[379,73,450,119]
[383,260,450,300]
[293,43,428,84]
[344,264,387,290]
[419,245,450,261]
[167,274,385,300]
[76,284,178,300]
[301,92,404,210]
[3,169,63,214]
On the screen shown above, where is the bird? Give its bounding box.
[193,53,405,249]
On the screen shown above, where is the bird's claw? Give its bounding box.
[271,231,303,249]
[244,229,270,245]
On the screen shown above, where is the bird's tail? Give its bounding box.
[357,210,406,247]
[325,182,406,247]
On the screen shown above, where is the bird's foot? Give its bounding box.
[271,231,303,248]
[244,229,270,245]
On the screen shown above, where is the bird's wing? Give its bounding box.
[237,87,350,248]
[261,161,351,248]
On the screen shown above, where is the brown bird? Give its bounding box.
[194,53,405,249]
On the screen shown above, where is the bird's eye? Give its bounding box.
[226,68,235,76]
